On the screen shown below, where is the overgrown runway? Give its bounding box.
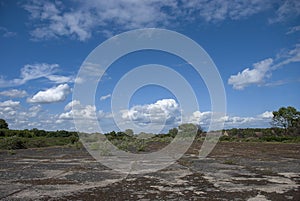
[0,142,299,200]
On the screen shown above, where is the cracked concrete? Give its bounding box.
[0,142,299,200]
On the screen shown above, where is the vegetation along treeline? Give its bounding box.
[0,127,79,150]
[0,106,299,150]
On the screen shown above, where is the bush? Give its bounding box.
[0,137,27,150]
[260,136,287,142]
[25,138,47,148]
[219,136,235,142]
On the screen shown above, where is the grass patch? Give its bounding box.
[7,150,16,155]
[223,159,237,165]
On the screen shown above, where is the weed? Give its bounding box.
[7,150,16,155]
[223,159,237,165]
[89,142,100,150]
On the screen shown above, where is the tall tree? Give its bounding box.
[0,119,9,129]
[272,106,300,132]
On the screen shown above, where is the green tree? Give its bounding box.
[196,125,203,137]
[168,127,178,138]
[0,119,8,129]
[178,123,197,137]
[124,129,134,136]
[272,106,300,132]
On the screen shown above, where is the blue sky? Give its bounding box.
[0,0,299,133]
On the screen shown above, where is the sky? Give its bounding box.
[0,0,299,133]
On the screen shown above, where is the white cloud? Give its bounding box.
[0,26,17,38]
[187,111,230,129]
[59,100,112,120]
[0,100,20,108]
[187,110,274,129]
[0,63,72,87]
[0,100,61,130]
[57,100,114,132]
[121,99,181,126]
[188,111,212,125]
[27,105,42,118]
[59,104,96,120]
[182,0,272,23]
[112,101,271,132]
[75,62,106,84]
[23,0,288,41]
[46,74,73,83]
[259,111,273,119]
[0,100,22,125]
[0,89,28,98]
[24,0,98,41]
[74,77,84,84]
[229,43,300,90]
[64,100,80,111]
[20,63,58,82]
[100,94,111,101]
[27,84,71,103]
[228,58,273,90]
[269,0,300,23]
[228,116,248,125]
[85,0,175,28]
[224,111,273,128]
[0,97,276,132]
[273,44,300,69]
[0,99,76,131]
[286,25,300,34]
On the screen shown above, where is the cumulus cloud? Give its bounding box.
[0,63,73,87]
[27,84,71,103]
[23,0,294,41]
[0,97,276,132]
[0,89,28,98]
[0,100,63,130]
[100,94,111,101]
[187,110,274,129]
[59,104,96,120]
[59,100,112,120]
[225,111,273,128]
[57,100,113,132]
[187,111,229,129]
[228,58,273,90]
[188,111,212,125]
[64,100,80,111]
[27,105,42,118]
[121,99,181,126]
[0,100,20,108]
[0,100,21,123]
[259,111,273,119]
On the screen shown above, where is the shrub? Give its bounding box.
[0,137,27,150]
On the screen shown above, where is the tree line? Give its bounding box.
[0,106,299,149]
[0,126,79,150]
